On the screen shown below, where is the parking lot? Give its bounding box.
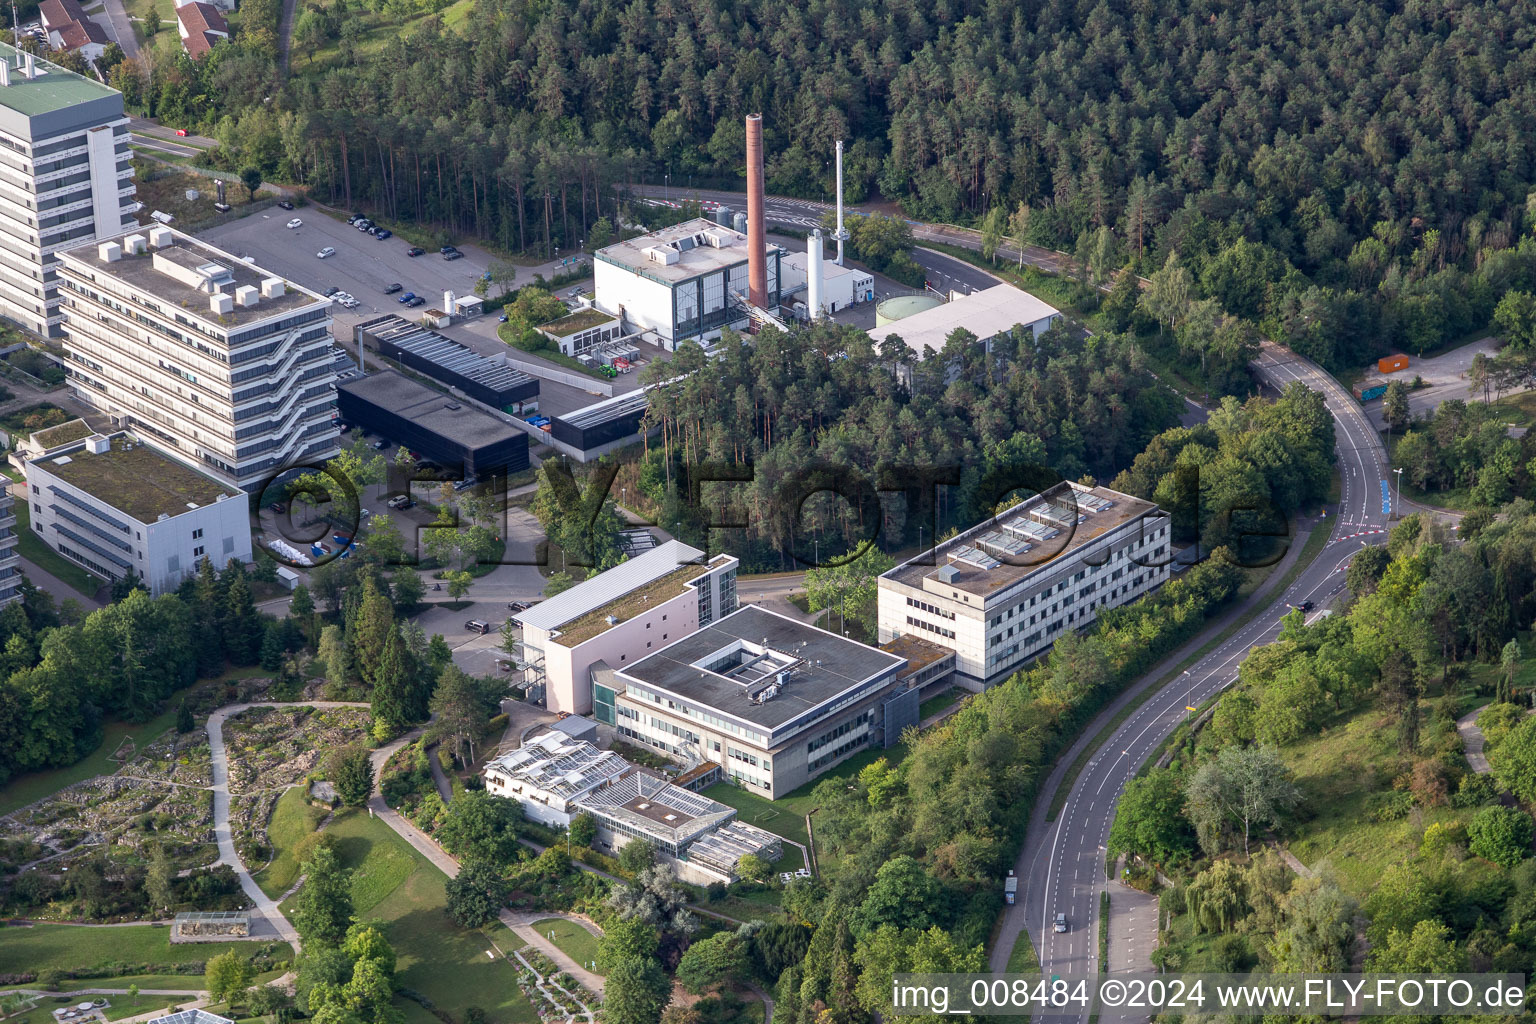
[202,210,494,321]
[201,210,665,421]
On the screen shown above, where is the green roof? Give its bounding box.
[37,435,240,523]
[540,309,616,337]
[0,42,121,117]
[30,418,92,450]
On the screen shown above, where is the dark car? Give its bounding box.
[405,296,426,307]
[1300,600,1315,612]
[375,229,392,240]
[383,283,403,295]
[372,439,390,450]
[498,313,509,323]
[268,502,286,514]
[348,214,363,224]
[439,245,458,255]
[277,200,295,210]
[398,292,416,303]
[443,250,464,261]
[406,247,425,257]
[322,286,340,297]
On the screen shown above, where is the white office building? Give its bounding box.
[593,218,783,349]
[0,43,136,337]
[877,481,1170,688]
[24,430,252,595]
[514,539,739,717]
[56,227,339,490]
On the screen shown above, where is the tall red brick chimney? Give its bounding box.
[745,113,767,309]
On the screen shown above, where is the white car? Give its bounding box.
[286,217,303,229]
[316,247,335,259]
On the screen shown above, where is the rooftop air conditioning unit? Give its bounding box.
[148,226,173,248]
[97,240,121,262]
[210,293,233,315]
[85,434,109,455]
[234,285,259,307]
[260,278,285,299]
[122,234,146,255]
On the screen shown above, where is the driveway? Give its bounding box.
[96,0,140,61]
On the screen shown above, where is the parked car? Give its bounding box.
[375,229,392,240]
[405,296,426,307]
[322,286,340,297]
[453,477,477,491]
[372,439,390,450]
[277,200,295,210]
[498,313,509,323]
[444,250,464,261]
[316,247,336,259]
[398,292,416,304]
[383,283,403,294]
[439,245,458,255]
[406,247,425,257]
[348,214,363,224]
[387,495,415,510]
[268,502,286,513]
[175,128,188,137]
[464,620,492,634]
[286,217,303,229]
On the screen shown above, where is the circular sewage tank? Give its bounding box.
[875,294,943,327]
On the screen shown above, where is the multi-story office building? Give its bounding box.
[876,481,1170,688]
[0,476,21,609]
[514,539,739,716]
[0,43,136,337]
[24,429,251,595]
[613,605,913,798]
[593,218,783,349]
[56,226,339,490]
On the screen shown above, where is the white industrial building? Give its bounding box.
[876,481,1170,688]
[867,283,1061,361]
[514,539,739,717]
[613,605,914,798]
[592,218,783,349]
[0,42,136,337]
[780,230,873,319]
[23,430,252,595]
[56,227,339,491]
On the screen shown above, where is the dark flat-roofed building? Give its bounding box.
[355,315,538,412]
[336,369,529,479]
[614,605,911,797]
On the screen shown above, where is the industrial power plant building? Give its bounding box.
[876,481,1170,688]
[612,605,913,798]
[336,369,529,480]
[780,231,874,318]
[592,217,784,349]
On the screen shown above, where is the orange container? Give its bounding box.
[1378,354,1410,374]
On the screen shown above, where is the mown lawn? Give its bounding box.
[14,500,99,596]
[530,918,601,973]
[252,785,327,899]
[0,923,291,977]
[283,809,539,1024]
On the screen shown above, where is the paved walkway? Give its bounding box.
[206,700,370,952]
[21,556,105,609]
[1459,703,1494,774]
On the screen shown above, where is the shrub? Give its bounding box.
[1468,805,1534,868]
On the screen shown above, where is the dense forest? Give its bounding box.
[109,0,1536,369]
[1109,506,1536,979]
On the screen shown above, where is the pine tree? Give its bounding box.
[370,630,413,734]
[318,625,352,694]
[259,622,285,672]
[175,700,194,734]
[348,576,394,684]
[222,571,262,666]
[191,558,225,676]
[290,584,316,648]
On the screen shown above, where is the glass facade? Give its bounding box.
[593,682,616,726]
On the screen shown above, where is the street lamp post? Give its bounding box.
[664,173,670,203]
[1184,670,1193,712]
[1393,467,1403,520]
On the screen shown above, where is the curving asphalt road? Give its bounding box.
[988,343,1406,1022]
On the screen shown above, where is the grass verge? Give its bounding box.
[1046,521,1331,821]
[15,500,100,596]
[1098,891,1110,972]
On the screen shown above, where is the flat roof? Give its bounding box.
[551,559,724,647]
[30,418,92,450]
[483,733,630,799]
[617,605,907,732]
[596,217,782,285]
[541,309,616,337]
[61,229,323,329]
[33,433,241,523]
[336,370,522,449]
[866,282,1059,359]
[0,41,120,117]
[879,634,956,675]
[782,252,871,280]
[358,315,535,398]
[576,772,735,843]
[557,389,649,430]
[881,482,1157,599]
[517,539,709,633]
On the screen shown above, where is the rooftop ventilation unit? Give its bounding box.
[148,226,173,248]
[1078,492,1114,512]
[644,246,679,266]
[97,240,121,262]
[977,530,1031,558]
[950,545,1000,570]
[85,435,109,455]
[1005,517,1059,542]
[234,285,259,307]
[210,293,233,315]
[123,234,147,255]
[930,563,961,584]
[260,278,284,299]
